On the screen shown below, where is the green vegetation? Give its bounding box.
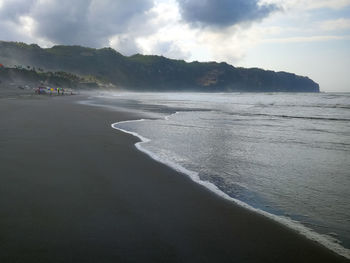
[0,41,319,92]
[0,66,108,90]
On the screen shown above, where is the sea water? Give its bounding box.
[83,92,350,257]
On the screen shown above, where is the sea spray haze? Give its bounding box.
[86,92,350,256]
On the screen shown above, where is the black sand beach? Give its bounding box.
[0,95,348,263]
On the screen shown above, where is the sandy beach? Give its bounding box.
[0,94,348,263]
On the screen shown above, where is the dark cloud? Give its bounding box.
[0,0,276,59]
[0,0,153,49]
[176,0,278,27]
[0,0,36,43]
[0,0,35,21]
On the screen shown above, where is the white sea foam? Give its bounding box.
[111,115,350,260]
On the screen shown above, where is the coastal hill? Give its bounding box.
[0,41,319,92]
[0,66,108,91]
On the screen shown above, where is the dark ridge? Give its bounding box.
[0,41,319,92]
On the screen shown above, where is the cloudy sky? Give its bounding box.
[0,0,349,91]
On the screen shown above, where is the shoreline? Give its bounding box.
[0,94,348,262]
[112,113,350,260]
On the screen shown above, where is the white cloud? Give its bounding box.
[18,15,35,36]
[131,1,272,63]
[262,35,350,43]
[109,34,141,55]
[302,0,350,9]
[133,1,286,63]
[193,26,259,62]
[320,18,350,31]
[262,0,350,10]
[133,0,194,59]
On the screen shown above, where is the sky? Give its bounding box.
[0,0,349,92]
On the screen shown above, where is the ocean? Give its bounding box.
[82,92,350,258]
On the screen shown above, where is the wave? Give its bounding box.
[227,112,350,122]
[111,114,350,260]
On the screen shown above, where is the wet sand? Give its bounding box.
[0,95,348,262]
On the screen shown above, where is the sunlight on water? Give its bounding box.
[89,92,350,251]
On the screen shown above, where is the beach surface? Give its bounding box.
[0,94,348,263]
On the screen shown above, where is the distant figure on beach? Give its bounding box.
[36,85,46,95]
[57,88,60,95]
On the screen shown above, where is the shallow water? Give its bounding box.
[86,92,350,254]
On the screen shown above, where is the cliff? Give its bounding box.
[0,41,319,92]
